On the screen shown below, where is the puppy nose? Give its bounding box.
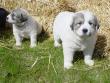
[82,29,88,33]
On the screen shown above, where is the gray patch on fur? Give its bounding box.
[70,13,84,30]
[89,15,99,30]
[11,8,28,23]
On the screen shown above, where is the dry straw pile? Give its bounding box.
[0,0,110,57]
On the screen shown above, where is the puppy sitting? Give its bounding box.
[7,8,42,48]
[53,10,99,69]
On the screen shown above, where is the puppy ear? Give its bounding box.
[96,21,100,30]
[20,13,28,22]
[94,16,100,30]
[70,14,77,31]
[70,13,84,31]
[70,21,74,30]
[70,16,75,31]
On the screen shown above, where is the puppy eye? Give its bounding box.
[77,22,82,25]
[89,22,94,26]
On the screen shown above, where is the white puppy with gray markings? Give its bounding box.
[53,10,99,69]
[7,8,42,48]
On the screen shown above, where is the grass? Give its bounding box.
[0,0,110,83]
[0,33,110,83]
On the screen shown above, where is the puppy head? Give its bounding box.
[70,11,99,37]
[6,8,28,24]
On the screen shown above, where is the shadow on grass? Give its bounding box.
[0,24,13,40]
[94,34,107,59]
[37,30,50,43]
[73,34,107,63]
[0,31,13,40]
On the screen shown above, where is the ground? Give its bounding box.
[0,33,110,83]
[0,0,110,82]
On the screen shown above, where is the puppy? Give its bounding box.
[7,8,42,48]
[53,10,99,69]
[0,8,9,36]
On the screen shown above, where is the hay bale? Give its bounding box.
[0,0,110,57]
[0,0,76,33]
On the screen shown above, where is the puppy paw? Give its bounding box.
[14,45,22,50]
[54,41,61,47]
[16,43,21,47]
[84,60,94,66]
[30,44,36,48]
[64,62,73,69]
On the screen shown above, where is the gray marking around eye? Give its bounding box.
[12,8,28,23]
[70,13,85,30]
[89,15,99,30]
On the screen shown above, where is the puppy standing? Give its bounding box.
[7,8,42,48]
[53,10,99,69]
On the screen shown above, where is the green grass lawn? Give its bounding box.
[0,33,110,83]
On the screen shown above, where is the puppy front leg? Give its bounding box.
[53,34,61,47]
[30,34,37,48]
[63,47,74,69]
[83,47,94,66]
[14,33,22,46]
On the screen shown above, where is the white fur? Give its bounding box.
[53,11,98,69]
